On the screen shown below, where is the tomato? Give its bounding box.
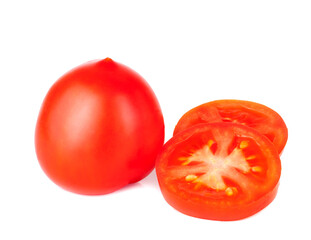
[173,99,288,154]
[156,123,281,221]
[35,58,164,195]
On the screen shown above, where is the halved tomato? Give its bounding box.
[173,100,288,154]
[156,123,281,221]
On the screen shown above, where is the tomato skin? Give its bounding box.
[173,99,288,155]
[158,177,279,221]
[156,123,281,221]
[35,58,164,195]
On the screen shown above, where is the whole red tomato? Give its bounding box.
[35,58,165,195]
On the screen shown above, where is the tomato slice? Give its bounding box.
[156,123,281,221]
[173,100,288,154]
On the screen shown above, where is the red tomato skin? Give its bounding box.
[35,58,164,195]
[158,180,279,221]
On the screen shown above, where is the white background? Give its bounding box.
[1,1,310,239]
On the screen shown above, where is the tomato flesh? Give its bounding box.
[35,58,164,195]
[173,99,288,154]
[156,123,281,221]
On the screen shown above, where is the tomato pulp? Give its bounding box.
[156,123,281,221]
[35,58,164,195]
[174,100,288,155]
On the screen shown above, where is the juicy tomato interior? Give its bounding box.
[156,123,281,221]
[173,99,288,154]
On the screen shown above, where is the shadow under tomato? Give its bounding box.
[117,182,144,193]
[113,169,160,194]
[65,169,160,197]
[139,169,160,189]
